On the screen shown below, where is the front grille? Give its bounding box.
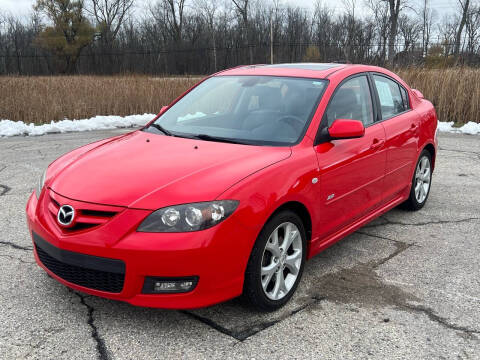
[47,194,120,233]
[33,233,125,293]
[80,209,118,218]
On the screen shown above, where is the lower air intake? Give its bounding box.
[33,232,125,293]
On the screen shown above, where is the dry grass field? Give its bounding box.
[0,76,200,124]
[0,68,478,125]
[398,67,480,125]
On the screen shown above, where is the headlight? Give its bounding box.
[36,169,47,198]
[137,200,239,233]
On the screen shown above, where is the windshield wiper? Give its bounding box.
[192,134,251,145]
[149,123,172,136]
[146,126,251,144]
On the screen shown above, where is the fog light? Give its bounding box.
[142,276,198,294]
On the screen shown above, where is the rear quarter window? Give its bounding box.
[400,86,410,110]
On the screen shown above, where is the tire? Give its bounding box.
[402,149,432,211]
[243,210,307,311]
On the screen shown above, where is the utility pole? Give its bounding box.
[213,27,217,71]
[422,0,427,57]
[270,15,274,64]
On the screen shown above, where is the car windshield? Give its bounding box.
[145,76,327,146]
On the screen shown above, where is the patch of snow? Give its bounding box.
[456,121,480,135]
[437,121,480,135]
[437,121,455,133]
[0,114,156,137]
[1,116,480,138]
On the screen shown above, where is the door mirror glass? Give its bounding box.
[328,119,365,140]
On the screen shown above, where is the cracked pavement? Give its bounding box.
[0,130,479,359]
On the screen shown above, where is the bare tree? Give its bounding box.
[231,0,252,63]
[466,4,480,55]
[87,0,134,45]
[420,0,436,57]
[312,0,335,61]
[454,0,471,57]
[438,14,458,58]
[195,0,218,71]
[6,17,26,74]
[398,14,421,52]
[383,0,402,65]
[153,0,186,43]
[366,0,390,64]
[342,0,357,62]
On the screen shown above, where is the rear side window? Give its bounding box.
[326,75,374,127]
[373,75,408,119]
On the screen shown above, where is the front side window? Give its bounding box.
[146,76,327,146]
[325,75,374,127]
[373,75,408,119]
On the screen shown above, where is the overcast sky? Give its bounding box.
[0,0,459,21]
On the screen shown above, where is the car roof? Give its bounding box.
[215,63,386,80]
[263,63,342,71]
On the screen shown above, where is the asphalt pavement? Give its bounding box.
[0,130,479,359]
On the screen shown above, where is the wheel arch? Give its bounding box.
[422,142,436,170]
[266,201,312,244]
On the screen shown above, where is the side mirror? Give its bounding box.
[412,89,424,99]
[158,106,169,116]
[328,119,365,140]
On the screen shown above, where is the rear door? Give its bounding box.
[371,74,419,203]
[314,74,386,239]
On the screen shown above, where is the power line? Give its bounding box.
[0,41,461,59]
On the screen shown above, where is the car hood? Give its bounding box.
[49,131,291,209]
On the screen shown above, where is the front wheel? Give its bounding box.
[402,150,432,211]
[243,210,307,311]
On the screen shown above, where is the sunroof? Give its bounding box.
[263,63,342,71]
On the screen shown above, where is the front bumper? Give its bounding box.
[26,190,255,309]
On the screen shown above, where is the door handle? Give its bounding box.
[370,138,385,151]
[410,123,417,130]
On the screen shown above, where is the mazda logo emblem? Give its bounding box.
[57,205,75,226]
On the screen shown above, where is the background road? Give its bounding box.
[0,130,479,359]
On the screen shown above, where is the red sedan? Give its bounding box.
[26,63,438,311]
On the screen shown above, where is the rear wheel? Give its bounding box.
[402,150,432,211]
[243,210,307,311]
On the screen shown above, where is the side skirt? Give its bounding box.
[307,193,407,259]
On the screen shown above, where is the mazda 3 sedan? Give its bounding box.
[26,63,438,311]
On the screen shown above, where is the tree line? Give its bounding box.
[0,0,479,75]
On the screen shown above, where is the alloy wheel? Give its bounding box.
[414,155,431,204]
[260,222,302,301]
